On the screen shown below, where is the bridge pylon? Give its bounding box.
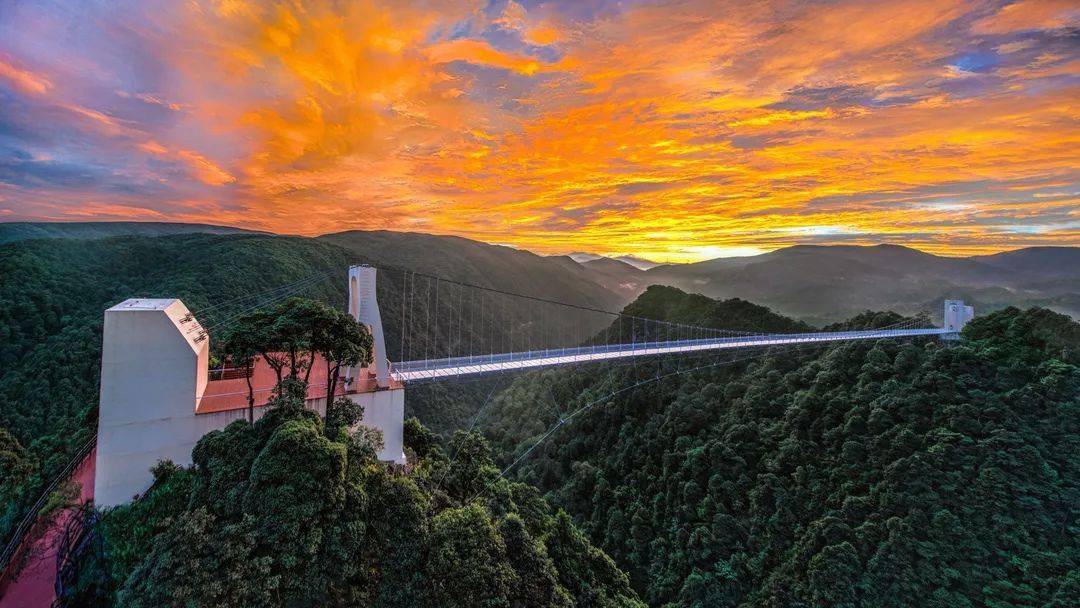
[347,265,390,388]
[942,299,974,339]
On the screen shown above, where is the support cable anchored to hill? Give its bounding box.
[195,270,339,335]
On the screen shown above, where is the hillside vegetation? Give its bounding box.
[3,227,1077,607]
[0,221,263,244]
[58,377,643,607]
[480,288,1080,606]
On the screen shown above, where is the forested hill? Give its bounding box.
[59,391,644,606]
[620,285,812,334]
[0,221,263,244]
[0,231,623,554]
[319,230,614,307]
[479,288,1080,606]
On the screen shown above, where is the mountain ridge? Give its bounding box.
[3,221,1075,323]
[0,221,266,244]
[641,243,1079,323]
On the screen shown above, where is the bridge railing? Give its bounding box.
[391,327,949,380]
[0,438,95,583]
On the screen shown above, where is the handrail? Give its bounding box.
[0,437,96,577]
[52,502,99,606]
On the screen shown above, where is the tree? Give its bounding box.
[0,427,34,500]
[310,303,372,405]
[226,298,372,411]
[269,298,323,381]
[427,504,515,607]
[79,395,645,608]
[219,326,261,423]
[325,396,363,440]
[226,309,289,384]
[807,542,861,608]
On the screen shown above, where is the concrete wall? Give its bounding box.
[941,299,974,340]
[95,299,208,508]
[347,265,390,387]
[95,298,406,508]
[943,299,975,334]
[352,389,406,463]
[306,390,406,463]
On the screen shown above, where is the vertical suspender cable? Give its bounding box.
[446,280,451,362]
[461,282,466,360]
[434,276,440,360]
[426,276,432,364]
[400,269,407,364]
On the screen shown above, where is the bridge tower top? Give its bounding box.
[348,265,390,388]
[943,299,974,337]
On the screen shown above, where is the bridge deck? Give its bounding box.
[390,327,950,381]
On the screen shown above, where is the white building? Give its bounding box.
[94,266,404,508]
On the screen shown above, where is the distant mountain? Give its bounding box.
[564,252,662,270]
[566,251,604,263]
[613,255,662,270]
[581,257,647,296]
[973,247,1080,282]
[643,244,1080,324]
[0,221,263,244]
[319,230,622,312]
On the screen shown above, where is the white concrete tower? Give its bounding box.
[94,299,209,508]
[942,299,974,339]
[347,265,389,388]
[344,265,406,464]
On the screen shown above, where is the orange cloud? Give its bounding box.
[140,140,235,186]
[525,23,560,46]
[427,39,545,76]
[177,150,236,186]
[1,0,1077,259]
[972,0,1080,34]
[0,57,51,95]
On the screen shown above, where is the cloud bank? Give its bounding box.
[0,0,1076,260]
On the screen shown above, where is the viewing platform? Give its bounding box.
[197,354,402,414]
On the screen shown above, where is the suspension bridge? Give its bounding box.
[87,263,972,507]
[0,261,977,600]
[352,265,971,384]
[389,328,951,381]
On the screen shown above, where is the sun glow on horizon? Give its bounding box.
[0,0,1077,259]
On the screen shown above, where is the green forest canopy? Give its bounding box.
[61,379,643,607]
[1,231,1077,607]
[478,288,1079,607]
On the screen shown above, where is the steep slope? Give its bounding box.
[479,289,1079,606]
[614,255,662,271]
[974,247,1080,285]
[319,230,622,312]
[0,221,263,244]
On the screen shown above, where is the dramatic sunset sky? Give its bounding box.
[0,0,1076,261]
